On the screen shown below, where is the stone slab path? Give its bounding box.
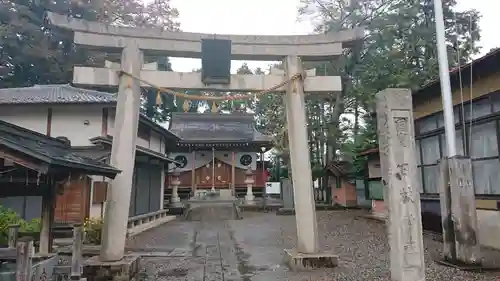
[126,210,500,281]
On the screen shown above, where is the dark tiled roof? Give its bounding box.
[0,120,120,178]
[358,147,379,156]
[414,48,500,98]
[169,112,272,143]
[89,136,179,164]
[0,84,116,104]
[70,146,111,162]
[325,161,352,177]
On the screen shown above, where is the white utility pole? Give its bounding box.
[433,0,458,157]
[433,0,482,265]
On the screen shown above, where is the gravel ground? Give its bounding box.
[127,209,500,281]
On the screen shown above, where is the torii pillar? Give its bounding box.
[284,56,318,252]
[100,43,143,261]
[282,55,338,270]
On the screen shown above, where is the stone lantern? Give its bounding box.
[170,169,181,207]
[244,167,255,204]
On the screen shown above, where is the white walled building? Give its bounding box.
[0,84,178,223]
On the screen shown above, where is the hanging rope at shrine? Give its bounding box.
[119,70,302,112]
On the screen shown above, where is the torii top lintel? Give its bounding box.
[45,12,365,61]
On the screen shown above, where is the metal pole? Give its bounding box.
[191,149,196,197]
[261,150,266,206]
[433,0,458,157]
[262,151,265,189]
[276,154,280,181]
[231,151,236,196]
[211,146,215,191]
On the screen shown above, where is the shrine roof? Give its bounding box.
[0,84,115,104]
[88,135,180,164]
[325,161,353,178]
[358,147,379,156]
[0,120,120,178]
[169,112,272,144]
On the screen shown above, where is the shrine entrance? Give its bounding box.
[167,112,273,197]
[46,11,363,265]
[194,159,232,189]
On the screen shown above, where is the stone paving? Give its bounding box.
[126,210,500,281]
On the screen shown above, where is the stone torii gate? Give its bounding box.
[46,12,363,268]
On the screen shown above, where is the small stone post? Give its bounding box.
[8,224,20,248]
[170,169,182,207]
[376,88,425,281]
[438,156,480,265]
[16,236,33,281]
[244,168,255,204]
[71,224,84,280]
[100,42,143,262]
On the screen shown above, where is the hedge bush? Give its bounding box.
[0,205,41,245]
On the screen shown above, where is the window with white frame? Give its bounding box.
[415,94,500,196]
[464,97,492,121]
[469,121,500,194]
[418,135,440,193]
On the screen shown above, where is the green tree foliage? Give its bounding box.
[0,0,180,122]
[142,57,175,122]
[339,113,378,178]
[215,63,257,113]
[295,0,482,177]
[0,206,40,244]
[1,0,86,87]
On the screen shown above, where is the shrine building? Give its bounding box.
[167,112,273,198]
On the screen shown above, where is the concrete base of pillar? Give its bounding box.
[432,256,500,272]
[283,249,338,271]
[357,213,386,223]
[276,208,295,216]
[167,206,185,216]
[370,212,387,221]
[84,254,140,281]
[239,203,281,212]
[244,195,255,204]
[169,200,183,208]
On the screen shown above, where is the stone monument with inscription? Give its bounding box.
[376,88,425,281]
[277,179,295,215]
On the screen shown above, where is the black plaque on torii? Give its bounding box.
[201,38,232,85]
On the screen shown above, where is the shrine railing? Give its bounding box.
[126,209,175,237]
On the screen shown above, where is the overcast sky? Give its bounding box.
[168,0,498,73]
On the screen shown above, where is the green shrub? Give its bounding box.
[0,206,42,245]
[20,218,41,232]
[84,217,103,244]
[0,206,22,244]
